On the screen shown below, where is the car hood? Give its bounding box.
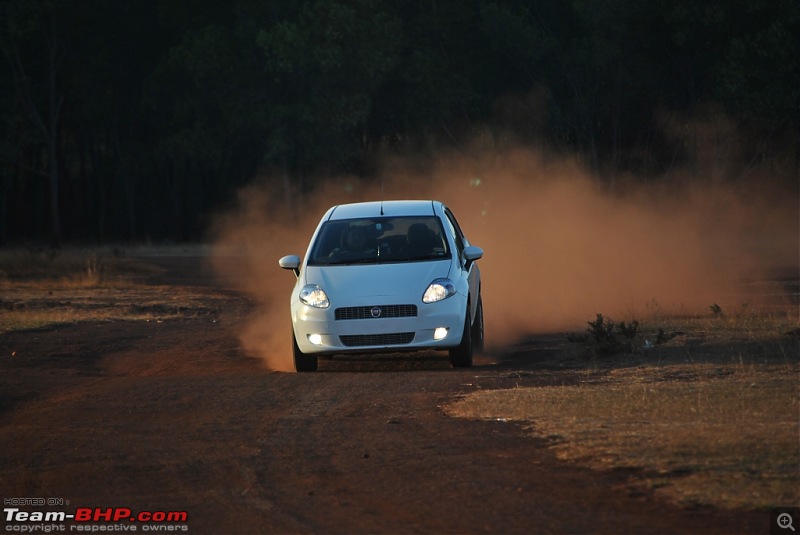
[303,261,451,304]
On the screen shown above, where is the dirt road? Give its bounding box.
[0,256,765,533]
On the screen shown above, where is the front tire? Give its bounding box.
[449,306,473,368]
[471,295,484,354]
[292,329,318,372]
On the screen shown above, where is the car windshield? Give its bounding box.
[308,216,451,266]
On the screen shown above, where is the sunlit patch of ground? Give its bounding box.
[446,307,800,510]
[0,246,230,333]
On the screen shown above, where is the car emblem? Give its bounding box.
[370,307,382,318]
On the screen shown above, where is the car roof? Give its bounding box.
[327,200,439,220]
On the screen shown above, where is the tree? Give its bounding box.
[258,0,402,175]
[1,0,66,242]
[715,0,800,124]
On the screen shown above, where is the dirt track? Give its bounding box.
[0,256,766,534]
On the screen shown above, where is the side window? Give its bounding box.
[444,209,466,257]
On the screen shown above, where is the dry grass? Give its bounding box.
[0,247,163,283]
[0,246,222,333]
[447,306,800,511]
[0,284,227,333]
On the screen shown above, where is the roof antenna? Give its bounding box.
[380,182,384,215]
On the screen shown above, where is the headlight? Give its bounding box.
[422,278,456,303]
[299,284,330,308]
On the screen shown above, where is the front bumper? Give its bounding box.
[291,294,468,355]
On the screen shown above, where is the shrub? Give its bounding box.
[585,314,637,355]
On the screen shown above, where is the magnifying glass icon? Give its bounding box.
[778,513,796,531]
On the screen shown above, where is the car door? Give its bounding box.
[443,207,481,321]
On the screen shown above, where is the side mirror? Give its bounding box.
[463,246,483,262]
[279,255,300,278]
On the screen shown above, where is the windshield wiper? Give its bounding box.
[345,257,382,264]
[321,257,381,265]
[403,254,450,262]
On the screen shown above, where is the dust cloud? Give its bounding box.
[210,178,386,371]
[211,145,798,371]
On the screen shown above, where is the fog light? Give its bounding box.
[433,327,449,341]
[308,333,323,345]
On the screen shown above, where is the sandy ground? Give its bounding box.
[0,256,770,534]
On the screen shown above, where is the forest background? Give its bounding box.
[1,0,797,244]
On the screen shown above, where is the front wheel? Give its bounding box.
[292,329,318,372]
[449,307,473,368]
[471,295,484,354]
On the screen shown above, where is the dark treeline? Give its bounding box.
[1,0,797,244]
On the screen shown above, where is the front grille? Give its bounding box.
[335,304,417,321]
[339,332,415,347]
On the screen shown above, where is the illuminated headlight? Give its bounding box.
[307,333,324,345]
[299,284,330,308]
[433,327,449,340]
[422,278,456,303]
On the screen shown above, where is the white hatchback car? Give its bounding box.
[279,200,484,371]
